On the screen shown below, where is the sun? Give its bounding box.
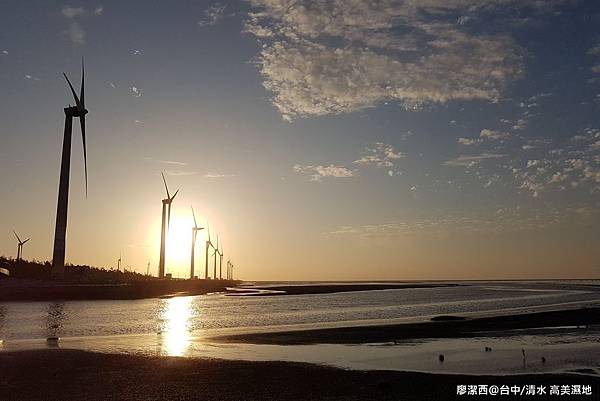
[149,207,208,278]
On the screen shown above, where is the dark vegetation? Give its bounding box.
[0,257,240,301]
[0,256,153,284]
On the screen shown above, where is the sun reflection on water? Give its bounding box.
[160,296,193,356]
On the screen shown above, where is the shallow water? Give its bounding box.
[1,280,599,374]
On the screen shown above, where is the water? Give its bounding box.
[1,281,599,374]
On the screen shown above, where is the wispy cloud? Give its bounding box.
[479,129,510,141]
[62,7,86,18]
[130,86,142,98]
[353,143,403,168]
[293,164,354,182]
[164,170,197,176]
[204,172,235,179]
[457,129,510,146]
[198,4,227,27]
[158,160,187,166]
[444,153,505,167]
[61,5,103,45]
[588,43,600,56]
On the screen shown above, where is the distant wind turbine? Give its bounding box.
[13,231,30,261]
[204,223,214,279]
[158,172,179,278]
[213,235,219,280]
[51,60,89,279]
[218,243,223,280]
[117,252,122,272]
[190,206,204,279]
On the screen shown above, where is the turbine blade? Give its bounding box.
[22,238,30,244]
[80,58,85,108]
[63,73,83,111]
[13,231,21,243]
[207,223,211,243]
[80,114,88,198]
[170,189,179,201]
[191,206,198,228]
[161,172,170,199]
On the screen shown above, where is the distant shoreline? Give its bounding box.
[214,307,600,345]
[227,282,463,296]
[1,349,597,401]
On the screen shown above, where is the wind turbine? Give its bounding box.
[158,172,179,278]
[51,60,88,279]
[190,206,204,279]
[204,223,214,279]
[218,243,223,280]
[226,258,231,280]
[13,231,30,261]
[212,236,220,280]
[117,252,122,272]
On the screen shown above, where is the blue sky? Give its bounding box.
[0,0,598,279]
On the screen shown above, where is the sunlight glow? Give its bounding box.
[148,207,209,278]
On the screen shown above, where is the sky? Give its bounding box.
[0,0,599,280]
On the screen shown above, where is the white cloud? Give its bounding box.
[246,0,529,121]
[444,153,505,167]
[1,50,8,55]
[353,142,403,168]
[94,6,104,16]
[293,164,354,181]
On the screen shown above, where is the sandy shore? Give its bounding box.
[215,307,600,344]
[0,349,597,401]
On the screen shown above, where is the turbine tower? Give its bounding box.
[190,206,204,279]
[204,223,214,279]
[218,243,223,280]
[158,172,178,278]
[213,235,219,280]
[13,231,30,261]
[51,60,88,280]
[117,252,122,272]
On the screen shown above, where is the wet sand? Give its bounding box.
[229,282,461,296]
[215,307,600,344]
[0,349,597,401]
